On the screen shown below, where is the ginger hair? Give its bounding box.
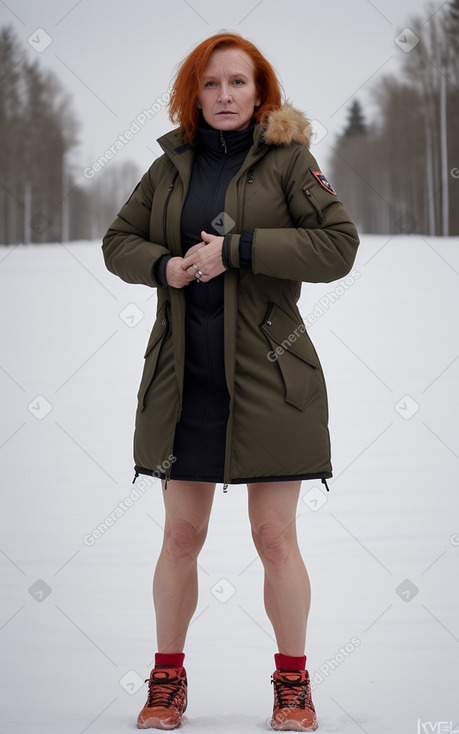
[169,33,282,142]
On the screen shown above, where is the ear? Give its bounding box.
[196,101,202,109]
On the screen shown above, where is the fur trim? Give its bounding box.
[262,102,312,148]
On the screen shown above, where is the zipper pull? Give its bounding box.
[219,130,227,154]
[223,483,228,493]
[164,466,172,491]
[247,168,254,184]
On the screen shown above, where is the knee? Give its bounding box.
[251,522,295,566]
[163,519,206,562]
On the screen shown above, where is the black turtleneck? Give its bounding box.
[180,124,253,252]
[154,125,254,287]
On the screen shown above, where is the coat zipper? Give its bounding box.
[161,170,180,481]
[216,133,229,491]
[205,135,227,225]
[221,166,254,490]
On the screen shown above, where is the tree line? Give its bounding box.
[0,25,141,245]
[1,2,458,244]
[329,0,459,236]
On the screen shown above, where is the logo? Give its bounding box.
[310,170,336,195]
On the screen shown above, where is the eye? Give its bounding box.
[204,81,217,87]
[233,79,245,85]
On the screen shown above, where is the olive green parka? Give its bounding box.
[102,103,360,485]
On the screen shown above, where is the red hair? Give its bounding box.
[169,33,283,142]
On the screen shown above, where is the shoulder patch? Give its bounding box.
[311,169,337,195]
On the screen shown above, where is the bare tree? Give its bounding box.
[328,1,458,235]
[0,26,24,244]
[0,26,79,244]
[87,160,143,240]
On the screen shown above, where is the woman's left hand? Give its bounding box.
[182,231,226,283]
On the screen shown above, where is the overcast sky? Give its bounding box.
[0,0,448,185]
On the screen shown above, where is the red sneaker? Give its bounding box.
[137,667,187,730]
[270,668,318,731]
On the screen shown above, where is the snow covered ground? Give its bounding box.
[1,235,458,734]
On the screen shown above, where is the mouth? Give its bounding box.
[217,111,237,115]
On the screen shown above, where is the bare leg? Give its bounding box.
[153,480,216,653]
[247,481,310,657]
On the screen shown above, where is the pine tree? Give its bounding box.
[342,99,367,138]
[328,2,458,235]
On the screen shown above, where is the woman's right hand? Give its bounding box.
[165,257,196,288]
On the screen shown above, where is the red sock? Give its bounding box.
[155,652,185,669]
[275,653,307,671]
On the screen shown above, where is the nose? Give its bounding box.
[218,83,232,103]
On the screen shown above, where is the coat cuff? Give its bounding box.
[239,231,253,269]
[153,254,172,287]
[222,234,236,269]
[222,232,253,270]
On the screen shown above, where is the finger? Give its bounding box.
[183,242,205,258]
[201,230,213,243]
[182,255,199,269]
[182,257,194,270]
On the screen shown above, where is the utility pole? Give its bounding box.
[439,51,449,236]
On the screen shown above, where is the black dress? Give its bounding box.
[170,124,254,482]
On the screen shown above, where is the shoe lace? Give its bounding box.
[145,672,186,709]
[272,672,311,711]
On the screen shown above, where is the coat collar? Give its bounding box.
[157,103,312,157]
[197,124,254,156]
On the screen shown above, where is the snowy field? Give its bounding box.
[1,235,458,734]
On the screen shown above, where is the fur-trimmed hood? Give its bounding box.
[261,103,312,149]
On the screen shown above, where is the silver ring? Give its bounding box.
[197,269,203,277]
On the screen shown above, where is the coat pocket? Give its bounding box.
[260,302,320,411]
[137,300,170,411]
[302,185,325,224]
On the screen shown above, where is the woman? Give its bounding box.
[103,33,359,732]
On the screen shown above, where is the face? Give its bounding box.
[197,47,261,132]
